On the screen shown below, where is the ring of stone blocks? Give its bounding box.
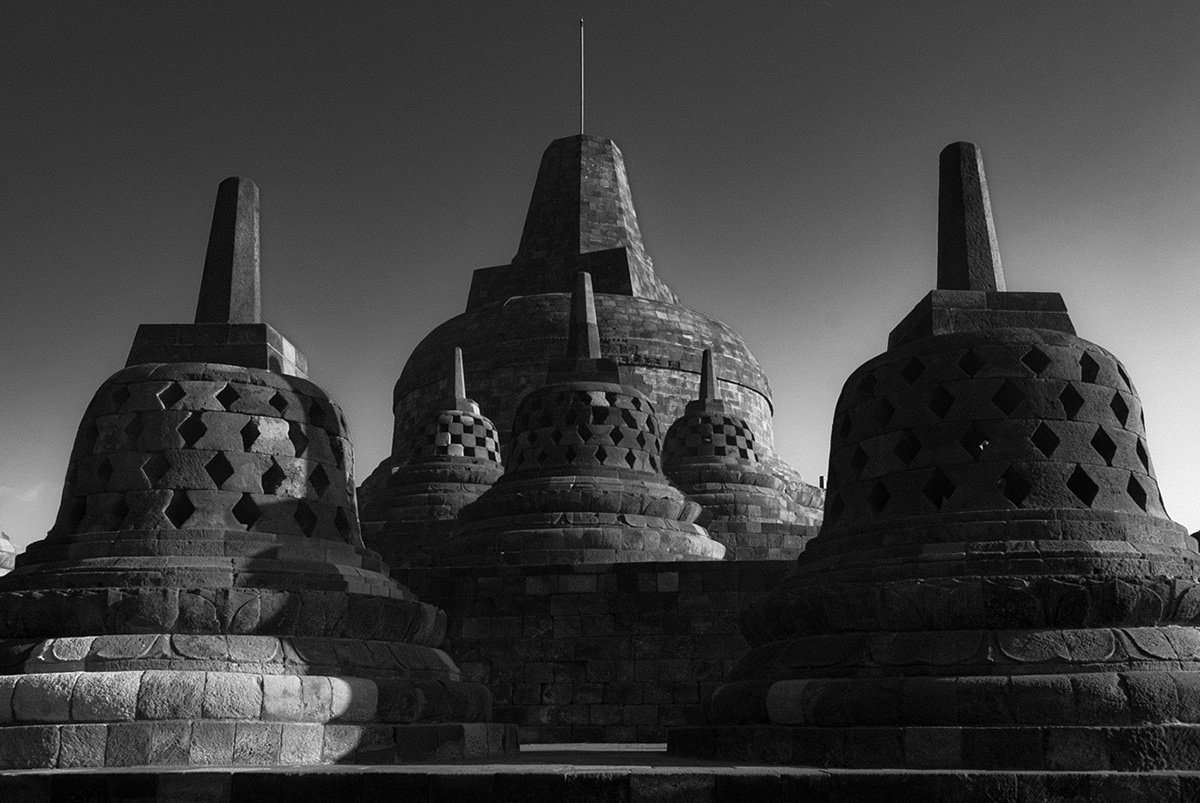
[441,523,725,564]
[823,331,1166,532]
[416,411,501,462]
[464,476,697,520]
[0,589,445,644]
[20,635,461,681]
[662,413,761,465]
[0,720,511,769]
[743,570,1200,637]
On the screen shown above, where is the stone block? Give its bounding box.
[0,674,18,723]
[903,726,962,769]
[148,720,191,765]
[233,721,281,765]
[137,670,205,720]
[0,724,60,769]
[105,721,154,767]
[330,676,378,722]
[189,721,235,766]
[57,723,107,768]
[280,722,325,765]
[202,671,262,720]
[12,672,80,723]
[71,671,142,722]
[321,723,362,763]
[1124,671,1178,723]
[1073,673,1129,725]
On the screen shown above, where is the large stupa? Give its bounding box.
[0,178,511,768]
[359,135,824,528]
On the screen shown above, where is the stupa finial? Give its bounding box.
[195,176,261,324]
[937,142,1005,292]
[453,346,467,399]
[699,349,717,403]
[566,271,601,359]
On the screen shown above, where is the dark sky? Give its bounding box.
[3,2,1199,551]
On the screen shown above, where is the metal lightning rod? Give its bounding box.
[580,18,585,135]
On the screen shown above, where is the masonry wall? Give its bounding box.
[397,560,794,743]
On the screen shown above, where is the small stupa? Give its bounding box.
[662,350,818,560]
[670,143,1200,772]
[360,347,503,571]
[443,272,724,565]
[0,533,14,577]
[0,178,511,769]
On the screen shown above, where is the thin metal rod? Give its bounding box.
[580,18,585,135]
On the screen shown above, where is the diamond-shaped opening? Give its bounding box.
[110,385,132,410]
[901,358,925,384]
[1117,364,1132,390]
[960,423,989,460]
[1127,475,1148,511]
[576,424,591,444]
[241,419,260,451]
[958,349,985,378]
[334,507,353,540]
[867,482,890,515]
[1079,352,1100,383]
[549,428,564,444]
[1030,422,1060,458]
[1067,464,1100,506]
[998,465,1032,507]
[825,494,844,526]
[164,491,195,528]
[594,445,609,464]
[158,383,186,409]
[875,397,896,426]
[636,431,650,450]
[232,493,260,529]
[1136,439,1150,471]
[646,417,658,436]
[992,380,1024,417]
[624,450,638,469]
[563,445,579,463]
[1060,384,1085,420]
[648,454,658,471]
[215,384,240,411]
[1021,346,1052,376]
[1110,392,1130,427]
[177,413,207,448]
[288,422,309,457]
[609,428,626,446]
[142,453,171,485]
[838,413,853,441]
[307,400,329,429]
[269,392,288,414]
[604,392,620,406]
[109,496,130,529]
[261,460,287,494]
[309,465,331,497]
[1090,426,1118,467]
[294,501,318,537]
[927,387,955,420]
[850,445,869,476]
[894,432,921,465]
[591,407,610,425]
[96,457,114,487]
[922,468,956,509]
[205,453,236,488]
[621,409,640,429]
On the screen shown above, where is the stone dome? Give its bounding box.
[361,135,820,521]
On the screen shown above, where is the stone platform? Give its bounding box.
[0,745,1197,801]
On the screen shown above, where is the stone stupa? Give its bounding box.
[670,143,1200,772]
[441,272,725,566]
[662,349,818,560]
[0,533,14,577]
[0,178,511,769]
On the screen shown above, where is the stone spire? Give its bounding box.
[937,142,1005,292]
[697,348,718,407]
[465,136,680,308]
[126,178,307,376]
[195,177,262,324]
[452,345,467,399]
[566,271,602,360]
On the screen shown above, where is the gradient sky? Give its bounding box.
[3,2,1199,553]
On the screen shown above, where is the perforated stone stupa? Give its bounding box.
[0,178,511,769]
[360,134,823,531]
[670,143,1200,772]
[440,272,723,566]
[360,347,503,571]
[662,350,818,560]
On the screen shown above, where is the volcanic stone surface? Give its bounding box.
[669,142,1200,772]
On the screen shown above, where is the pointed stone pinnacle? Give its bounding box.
[453,347,467,400]
[699,349,717,403]
[566,272,602,359]
[937,142,1005,292]
[195,177,262,324]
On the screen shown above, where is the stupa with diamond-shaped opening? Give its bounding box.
[670,143,1200,772]
[0,177,512,769]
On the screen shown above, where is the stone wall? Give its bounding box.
[396,560,793,743]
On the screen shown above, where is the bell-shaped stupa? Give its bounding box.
[0,533,14,577]
[0,178,511,769]
[670,143,1200,772]
[662,350,818,560]
[360,347,503,571]
[442,272,724,566]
